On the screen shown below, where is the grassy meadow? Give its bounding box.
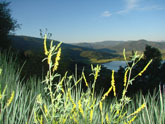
[0,37,165,124]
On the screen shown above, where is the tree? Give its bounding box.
[130,45,162,94]
[0,1,19,49]
[117,45,163,95]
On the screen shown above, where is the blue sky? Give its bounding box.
[9,0,165,43]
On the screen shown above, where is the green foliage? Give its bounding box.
[0,1,19,48]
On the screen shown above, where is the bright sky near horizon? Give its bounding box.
[9,0,165,43]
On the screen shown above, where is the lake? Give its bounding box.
[102,61,127,72]
[102,60,165,72]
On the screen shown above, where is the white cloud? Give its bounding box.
[117,0,164,14]
[117,0,139,14]
[102,11,112,17]
[138,5,165,11]
[127,0,138,9]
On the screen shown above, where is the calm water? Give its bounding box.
[102,61,127,72]
[102,60,165,72]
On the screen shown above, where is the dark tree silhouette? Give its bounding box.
[117,45,163,95]
[131,45,162,94]
[0,1,19,49]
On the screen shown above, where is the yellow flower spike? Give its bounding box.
[0,68,2,75]
[72,112,79,124]
[34,112,38,123]
[138,59,152,76]
[47,52,52,65]
[78,99,84,117]
[62,118,67,124]
[106,113,109,124]
[127,103,146,118]
[2,85,7,96]
[68,92,76,113]
[94,65,101,81]
[121,111,127,119]
[44,34,49,55]
[6,91,14,107]
[111,70,116,96]
[124,69,129,86]
[75,77,82,86]
[110,104,113,112]
[89,108,94,123]
[116,110,120,115]
[36,94,42,105]
[55,42,62,51]
[44,104,48,115]
[39,115,43,124]
[0,94,2,100]
[101,86,112,102]
[50,40,53,49]
[128,116,137,124]
[99,101,103,112]
[123,48,127,61]
[53,48,61,72]
[82,72,89,87]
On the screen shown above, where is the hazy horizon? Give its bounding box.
[10,0,165,43]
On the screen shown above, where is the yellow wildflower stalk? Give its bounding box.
[68,92,76,113]
[89,108,94,123]
[94,65,101,81]
[44,104,48,115]
[127,103,146,118]
[78,99,84,117]
[120,111,127,119]
[99,101,103,112]
[62,118,67,124]
[75,77,82,86]
[110,104,113,112]
[39,115,43,124]
[72,112,78,124]
[111,70,116,96]
[106,113,109,124]
[138,60,152,76]
[0,68,2,75]
[50,40,53,49]
[47,52,52,65]
[128,116,136,124]
[44,34,49,55]
[82,72,89,87]
[36,94,42,105]
[123,49,127,61]
[53,48,61,72]
[101,86,112,101]
[6,91,14,107]
[0,85,7,100]
[55,42,62,51]
[34,111,38,123]
[124,69,129,86]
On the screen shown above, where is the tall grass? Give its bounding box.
[128,88,165,124]
[0,37,164,123]
[0,51,44,124]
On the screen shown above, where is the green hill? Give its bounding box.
[74,39,165,59]
[9,35,120,64]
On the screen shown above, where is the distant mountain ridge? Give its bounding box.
[9,35,165,63]
[73,39,165,52]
